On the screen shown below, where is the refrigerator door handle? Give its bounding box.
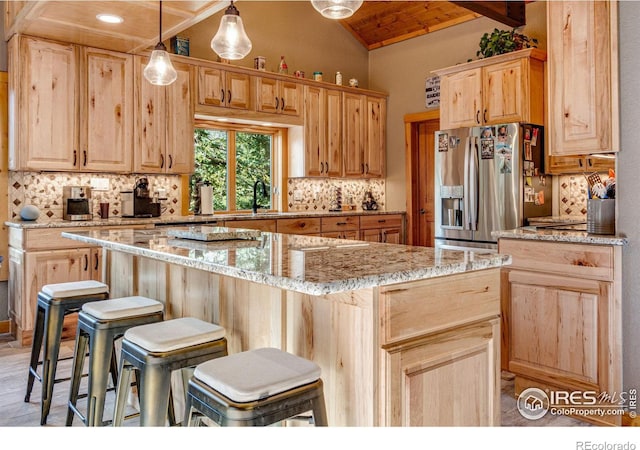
[468,136,479,231]
[463,136,471,230]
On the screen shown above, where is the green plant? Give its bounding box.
[477,28,539,59]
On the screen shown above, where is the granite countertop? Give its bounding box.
[4,210,405,230]
[493,227,628,246]
[62,227,511,295]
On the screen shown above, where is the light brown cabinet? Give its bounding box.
[360,214,403,244]
[343,93,386,178]
[320,216,359,240]
[8,36,133,172]
[499,238,622,425]
[224,219,277,232]
[256,76,302,117]
[197,66,251,110]
[547,0,619,155]
[276,217,321,235]
[303,86,342,177]
[547,154,616,175]
[435,49,545,130]
[134,56,195,174]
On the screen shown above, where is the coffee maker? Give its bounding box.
[121,177,160,217]
[63,186,92,221]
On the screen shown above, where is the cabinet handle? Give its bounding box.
[169,154,173,169]
[320,162,324,173]
[94,252,99,271]
[378,219,386,223]
[337,222,347,226]
[361,163,365,174]
[160,153,165,169]
[325,161,329,173]
[578,159,583,168]
[365,163,369,174]
[275,97,279,110]
[73,150,77,166]
[83,150,87,166]
[483,109,488,123]
[228,90,232,103]
[587,159,593,167]
[83,254,89,271]
[281,97,285,110]
[221,89,225,103]
[476,110,480,124]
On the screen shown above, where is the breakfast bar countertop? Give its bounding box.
[492,227,628,246]
[62,227,511,296]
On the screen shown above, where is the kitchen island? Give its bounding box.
[63,226,511,426]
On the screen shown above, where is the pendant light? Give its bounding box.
[311,0,363,19]
[144,0,178,86]
[211,1,252,60]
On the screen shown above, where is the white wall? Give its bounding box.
[368,1,546,211]
[618,0,639,394]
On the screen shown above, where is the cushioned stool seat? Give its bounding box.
[25,280,109,425]
[66,296,164,426]
[184,347,328,427]
[112,317,227,427]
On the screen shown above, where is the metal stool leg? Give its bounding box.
[66,329,89,426]
[85,329,114,426]
[40,303,66,425]
[138,364,172,426]
[311,385,328,426]
[112,358,134,427]
[25,304,45,403]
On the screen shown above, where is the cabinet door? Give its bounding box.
[90,247,103,281]
[547,0,618,155]
[547,155,585,174]
[482,59,527,125]
[279,80,302,116]
[256,77,279,114]
[22,249,93,332]
[325,89,343,177]
[226,71,251,110]
[81,47,133,172]
[506,270,609,389]
[382,227,401,244]
[361,229,381,243]
[198,67,224,107]
[383,318,500,426]
[439,68,482,129]
[165,61,195,174]
[364,96,385,178]
[134,55,165,173]
[18,37,78,171]
[343,92,366,177]
[304,85,325,176]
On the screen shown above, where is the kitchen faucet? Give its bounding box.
[252,180,268,214]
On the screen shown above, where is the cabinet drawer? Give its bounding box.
[19,224,154,251]
[225,219,277,232]
[499,239,614,281]
[360,214,403,230]
[276,218,321,235]
[321,216,359,232]
[379,269,500,346]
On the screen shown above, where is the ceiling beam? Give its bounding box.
[451,1,526,28]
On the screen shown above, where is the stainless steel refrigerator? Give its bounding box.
[434,123,551,252]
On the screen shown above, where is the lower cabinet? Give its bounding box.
[499,238,622,426]
[360,214,404,244]
[224,219,277,232]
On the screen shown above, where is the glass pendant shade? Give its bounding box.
[211,2,252,60]
[144,1,177,86]
[311,0,363,19]
[144,44,178,86]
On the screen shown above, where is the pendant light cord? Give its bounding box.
[159,0,162,45]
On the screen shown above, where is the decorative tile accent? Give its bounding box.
[557,172,613,219]
[287,178,385,212]
[9,172,183,220]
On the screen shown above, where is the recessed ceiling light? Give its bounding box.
[96,13,124,24]
[217,118,229,122]
[262,123,273,127]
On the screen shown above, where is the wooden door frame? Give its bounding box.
[404,110,439,246]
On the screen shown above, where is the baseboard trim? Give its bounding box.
[0,320,9,334]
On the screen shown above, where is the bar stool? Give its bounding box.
[25,280,110,425]
[183,347,328,427]
[112,317,227,426]
[66,296,165,427]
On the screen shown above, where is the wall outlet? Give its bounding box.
[90,177,110,191]
[293,190,303,202]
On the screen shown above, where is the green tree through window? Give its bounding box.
[192,127,272,213]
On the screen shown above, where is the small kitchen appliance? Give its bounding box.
[121,177,160,218]
[193,182,214,215]
[63,186,92,221]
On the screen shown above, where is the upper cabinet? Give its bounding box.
[303,86,342,177]
[8,35,133,172]
[256,77,302,117]
[547,0,619,156]
[134,56,195,174]
[197,66,251,111]
[434,49,546,130]
[343,93,386,178]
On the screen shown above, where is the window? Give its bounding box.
[192,124,278,213]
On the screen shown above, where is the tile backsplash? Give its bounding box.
[9,172,183,220]
[287,178,385,211]
[556,172,613,219]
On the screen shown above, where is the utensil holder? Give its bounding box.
[587,199,615,235]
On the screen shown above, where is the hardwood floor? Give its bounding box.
[0,333,589,427]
